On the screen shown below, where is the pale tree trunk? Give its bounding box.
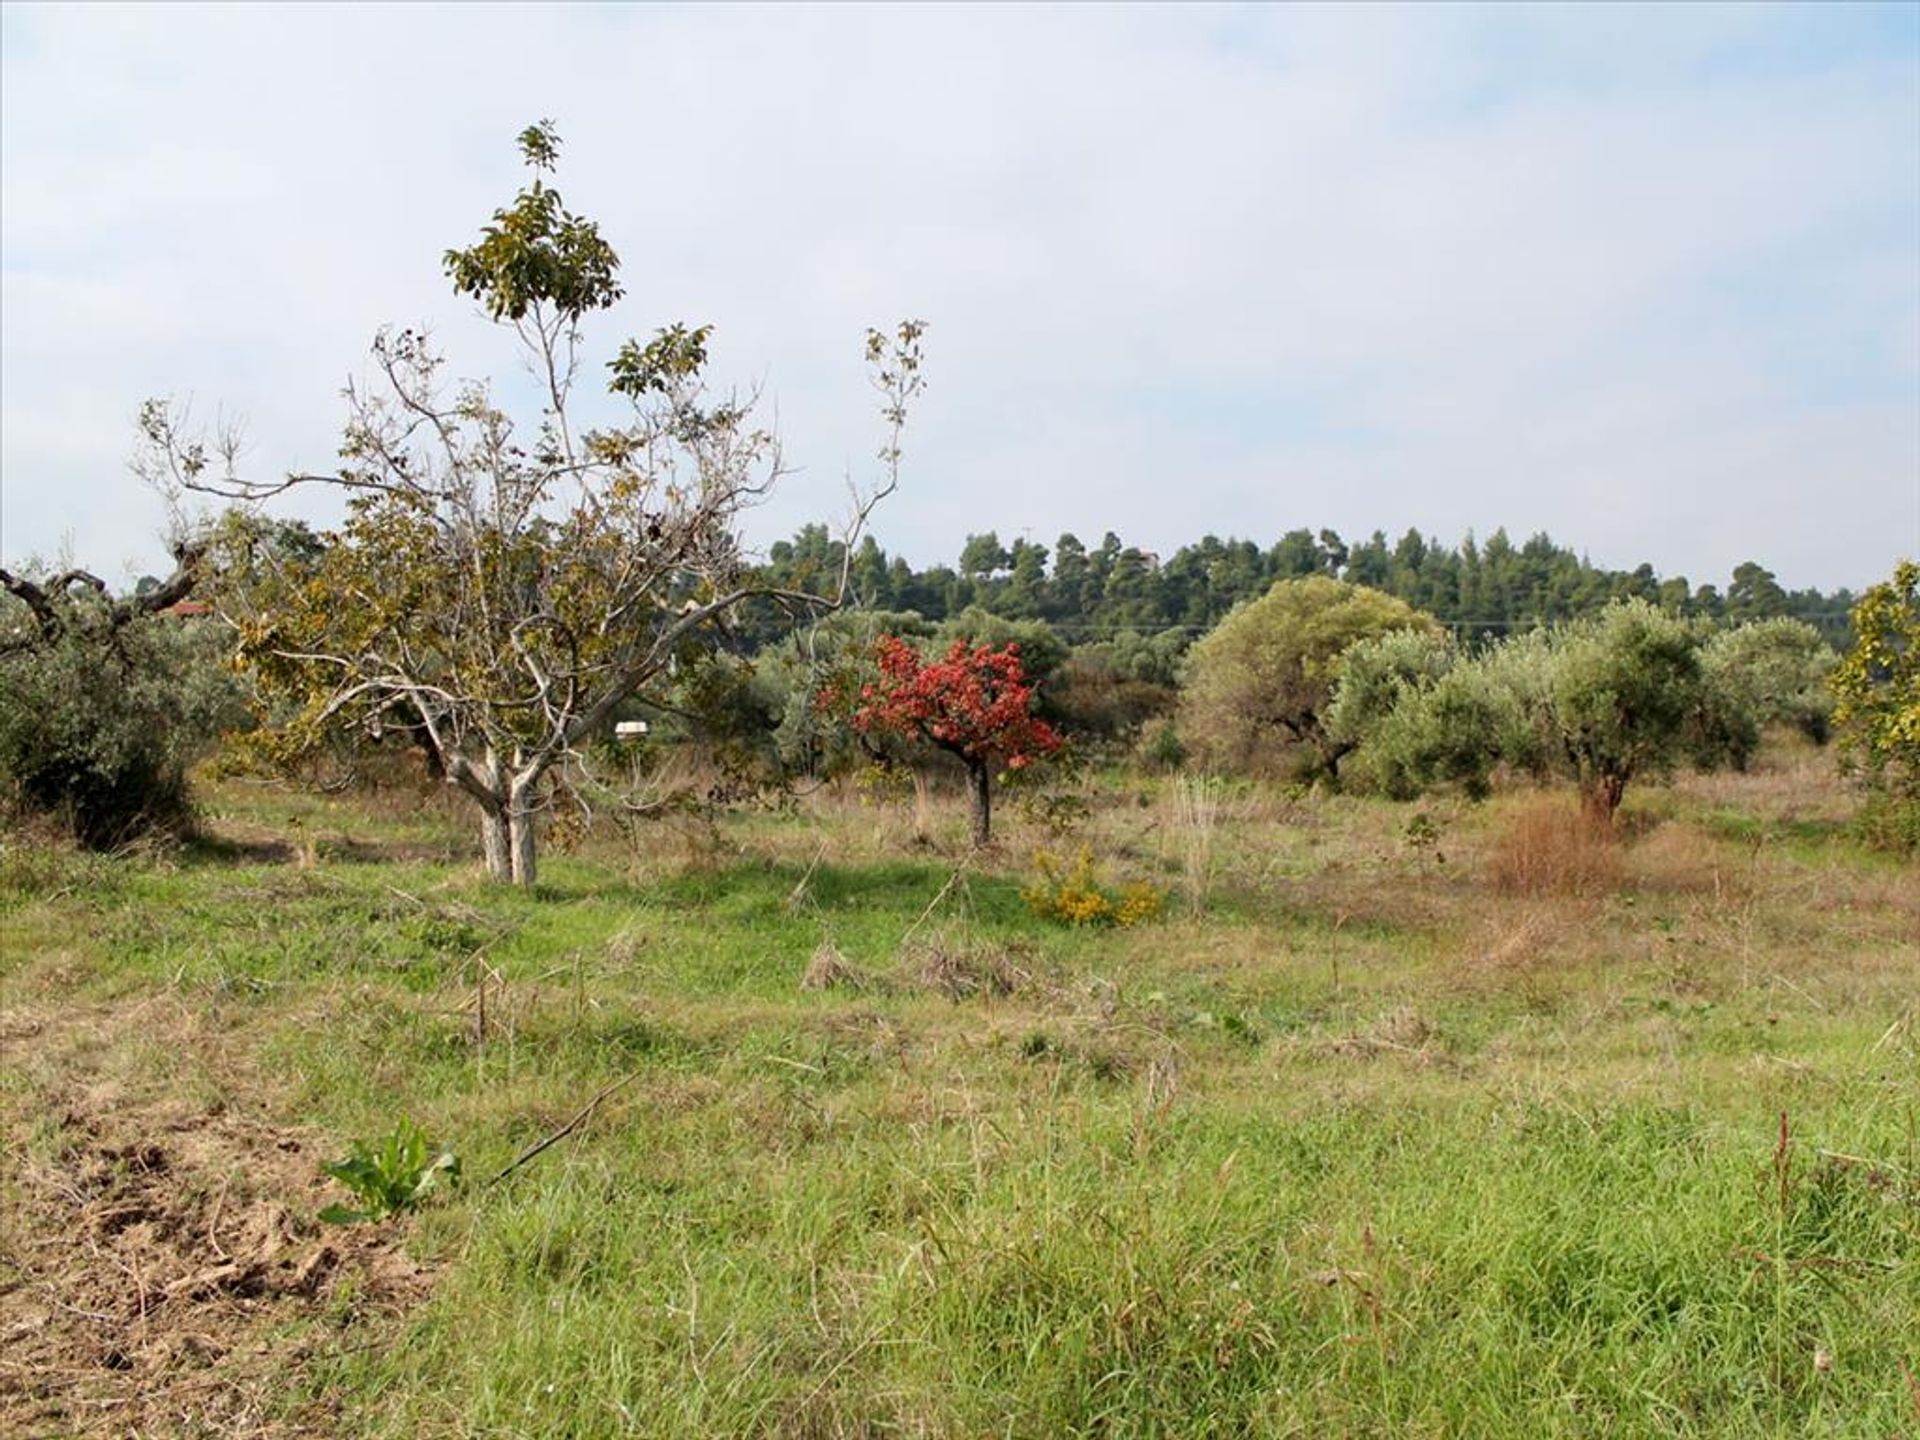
[507,779,539,888]
[457,747,546,886]
[463,747,522,885]
[480,807,513,883]
[966,758,992,848]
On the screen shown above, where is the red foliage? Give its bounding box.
[849,636,1061,772]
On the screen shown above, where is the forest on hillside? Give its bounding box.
[752,523,1855,645]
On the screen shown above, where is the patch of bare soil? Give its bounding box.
[0,1017,430,1438]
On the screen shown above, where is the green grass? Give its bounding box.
[1,761,1914,1437]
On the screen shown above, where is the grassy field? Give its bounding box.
[1,746,1915,1437]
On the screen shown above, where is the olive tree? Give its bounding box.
[1342,600,1728,821]
[1323,627,1460,797]
[153,122,922,885]
[0,545,247,846]
[1699,617,1836,763]
[1179,576,1438,780]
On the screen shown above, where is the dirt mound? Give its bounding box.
[1,1080,428,1437]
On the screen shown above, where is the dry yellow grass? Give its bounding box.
[1484,791,1625,896]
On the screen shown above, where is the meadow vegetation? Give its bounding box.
[1,112,1911,1440]
[2,741,1914,1437]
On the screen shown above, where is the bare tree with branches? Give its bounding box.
[147,121,923,885]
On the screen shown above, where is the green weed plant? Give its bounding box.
[320,1119,461,1225]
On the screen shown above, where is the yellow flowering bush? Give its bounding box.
[1023,848,1165,928]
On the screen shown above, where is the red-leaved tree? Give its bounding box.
[848,635,1060,846]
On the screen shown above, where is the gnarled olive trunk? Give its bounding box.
[507,780,539,888]
[1581,771,1627,826]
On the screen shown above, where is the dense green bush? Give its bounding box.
[1323,628,1459,795]
[1134,717,1188,773]
[1699,617,1835,757]
[0,607,248,848]
[1828,560,1919,852]
[1830,560,1918,799]
[1342,634,1544,801]
[1179,576,1438,781]
[1851,790,1920,854]
[1043,655,1175,744]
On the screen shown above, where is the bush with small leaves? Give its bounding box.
[1829,560,1920,850]
[1180,576,1439,782]
[1348,602,1725,821]
[1700,617,1835,758]
[0,583,247,848]
[1135,719,1188,774]
[1830,559,1918,799]
[1325,628,1458,794]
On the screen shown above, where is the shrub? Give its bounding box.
[1830,559,1918,803]
[1326,628,1459,795]
[1357,634,1545,801]
[1023,848,1165,927]
[0,606,247,849]
[1043,654,1175,744]
[1852,792,1920,855]
[1179,576,1439,781]
[1135,718,1188,774]
[1700,617,1836,758]
[1349,602,1726,821]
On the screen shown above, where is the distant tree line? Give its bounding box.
[750,523,1853,647]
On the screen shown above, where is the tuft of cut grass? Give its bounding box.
[902,929,1031,1000]
[798,940,870,993]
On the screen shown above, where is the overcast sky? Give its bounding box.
[3,2,1917,593]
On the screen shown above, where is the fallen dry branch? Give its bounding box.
[489,1072,643,1186]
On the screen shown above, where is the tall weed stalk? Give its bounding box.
[1171,775,1224,916]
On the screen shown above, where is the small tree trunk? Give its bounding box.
[1318,737,1355,784]
[480,807,512,882]
[507,786,538,889]
[966,758,992,848]
[467,748,518,884]
[1582,772,1626,827]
